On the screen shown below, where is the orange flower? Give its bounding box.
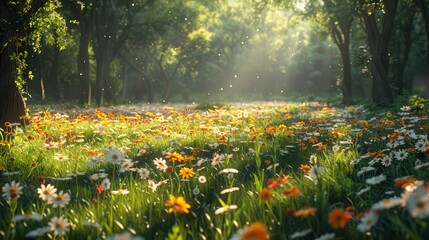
[316,143,328,151]
[266,175,290,189]
[424,145,429,154]
[240,222,270,240]
[0,165,5,171]
[165,151,185,162]
[259,188,273,201]
[265,126,277,134]
[165,194,191,214]
[394,176,417,189]
[328,208,351,229]
[330,129,344,138]
[300,164,311,172]
[179,167,195,179]
[283,187,301,197]
[293,207,317,218]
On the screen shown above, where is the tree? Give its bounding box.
[358,0,399,104]
[413,0,429,96]
[0,0,66,127]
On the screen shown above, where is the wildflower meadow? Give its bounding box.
[1,102,429,240]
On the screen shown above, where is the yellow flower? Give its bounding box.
[165,194,191,214]
[179,167,195,179]
[165,151,185,162]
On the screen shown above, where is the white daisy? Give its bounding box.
[198,176,207,183]
[137,168,150,179]
[2,180,24,200]
[101,178,111,190]
[406,185,429,219]
[214,204,238,215]
[106,148,125,164]
[111,188,130,195]
[48,216,70,236]
[393,149,408,161]
[37,184,57,203]
[153,158,168,172]
[357,211,378,232]
[366,174,386,185]
[51,190,71,208]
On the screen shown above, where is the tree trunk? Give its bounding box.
[49,45,61,101]
[0,41,26,127]
[360,0,398,105]
[78,13,92,105]
[0,6,25,127]
[413,0,429,96]
[332,19,353,104]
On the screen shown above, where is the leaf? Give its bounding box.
[166,225,184,240]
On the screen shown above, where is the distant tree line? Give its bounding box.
[1,0,429,126]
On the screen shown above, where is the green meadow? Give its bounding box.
[1,101,429,240]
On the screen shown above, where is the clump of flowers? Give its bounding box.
[165,194,191,214]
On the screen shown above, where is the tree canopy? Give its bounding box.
[1,0,429,125]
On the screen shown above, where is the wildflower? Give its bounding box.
[309,154,317,164]
[283,187,301,197]
[90,173,108,182]
[406,185,429,219]
[87,157,104,167]
[293,207,317,218]
[165,151,185,162]
[106,148,125,164]
[101,178,111,190]
[394,176,417,189]
[239,222,270,240]
[49,216,70,236]
[259,188,273,201]
[394,149,408,161]
[308,165,325,183]
[2,180,24,200]
[147,180,160,192]
[137,168,150,179]
[332,145,340,152]
[153,158,168,171]
[165,194,191,214]
[400,106,411,112]
[380,156,392,167]
[53,153,69,161]
[198,176,207,183]
[179,167,195,179]
[356,166,376,177]
[119,159,135,172]
[299,164,311,172]
[371,197,403,211]
[220,187,240,195]
[328,208,351,229]
[112,188,130,195]
[357,210,378,232]
[290,228,312,239]
[314,233,335,240]
[214,204,238,215]
[192,187,200,196]
[95,186,104,194]
[219,168,239,174]
[37,184,57,203]
[51,190,71,208]
[415,139,428,152]
[366,174,386,185]
[211,153,225,166]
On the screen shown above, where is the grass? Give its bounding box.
[1,101,429,239]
